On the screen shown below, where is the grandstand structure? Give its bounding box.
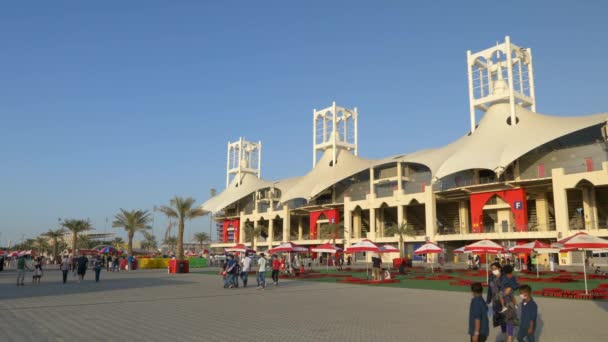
[202,37,608,265]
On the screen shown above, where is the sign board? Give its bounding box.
[514,201,523,210]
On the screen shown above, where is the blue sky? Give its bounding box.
[1,1,607,245]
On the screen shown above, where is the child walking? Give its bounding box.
[469,282,489,342]
[517,285,538,342]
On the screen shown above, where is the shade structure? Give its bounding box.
[224,244,256,254]
[558,232,608,249]
[464,240,504,253]
[414,242,445,274]
[414,242,444,255]
[310,243,342,254]
[454,246,466,254]
[267,242,308,254]
[345,240,381,279]
[311,243,342,271]
[344,239,380,253]
[509,240,557,278]
[557,232,608,294]
[465,240,505,283]
[378,245,400,253]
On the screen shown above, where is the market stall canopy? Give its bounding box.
[344,239,381,253]
[267,242,308,254]
[310,243,342,254]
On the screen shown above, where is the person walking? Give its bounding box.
[517,285,538,342]
[60,255,70,284]
[487,262,509,338]
[225,255,238,288]
[256,253,267,290]
[271,254,280,287]
[32,257,43,284]
[76,255,88,283]
[240,253,252,287]
[94,256,103,282]
[371,254,382,280]
[469,282,490,342]
[16,255,29,286]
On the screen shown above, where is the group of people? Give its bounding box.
[13,254,109,286]
[469,263,539,342]
[221,253,285,290]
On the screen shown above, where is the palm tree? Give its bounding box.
[385,221,417,258]
[112,209,152,257]
[163,236,178,253]
[61,219,93,256]
[112,237,124,249]
[141,231,158,252]
[193,232,210,252]
[243,224,265,250]
[34,236,49,256]
[320,223,346,244]
[43,228,65,262]
[158,196,207,260]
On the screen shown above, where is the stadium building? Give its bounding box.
[202,37,608,265]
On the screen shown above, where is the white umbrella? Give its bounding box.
[556,232,608,295]
[310,243,342,271]
[414,242,445,274]
[465,240,505,283]
[345,239,381,279]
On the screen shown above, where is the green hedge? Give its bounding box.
[187,257,207,268]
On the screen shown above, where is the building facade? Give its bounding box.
[203,37,608,265]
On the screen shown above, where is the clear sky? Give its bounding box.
[1,1,608,245]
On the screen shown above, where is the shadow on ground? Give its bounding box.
[0,271,197,301]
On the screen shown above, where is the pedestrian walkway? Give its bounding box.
[0,269,605,341]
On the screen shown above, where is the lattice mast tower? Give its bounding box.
[467,36,536,133]
[313,101,358,167]
[226,138,262,187]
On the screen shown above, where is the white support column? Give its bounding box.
[536,193,550,231]
[552,169,569,234]
[258,140,262,178]
[467,50,476,134]
[354,107,359,156]
[459,200,469,234]
[313,109,317,167]
[332,101,337,166]
[369,207,376,240]
[283,207,290,242]
[397,205,404,227]
[505,36,517,126]
[238,214,245,244]
[527,48,536,112]
[369,167,374,198]
[226,141,231,187]
[298,216,303,241]
[344,205,352,247]
[424,186,437,238]
[353,209,361,239]
[582,187,596,230]
[268,218,274,245]
[397,162,403,193]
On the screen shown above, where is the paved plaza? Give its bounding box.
[0,268,606,341]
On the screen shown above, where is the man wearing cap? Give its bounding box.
[257,253,267,290]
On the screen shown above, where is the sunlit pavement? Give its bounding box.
[0,268,605,341]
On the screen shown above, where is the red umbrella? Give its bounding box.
[557,232,608,294]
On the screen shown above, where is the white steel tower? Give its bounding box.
[467,36,536,133]
[312,102,358,167]
[226,138,262,187]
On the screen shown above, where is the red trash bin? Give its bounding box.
[168,260,189,274]
[132,258,138,270]
[120,258,127,270]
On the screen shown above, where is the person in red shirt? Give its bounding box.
[271,254,281,287]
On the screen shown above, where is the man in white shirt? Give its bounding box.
[240,253,252,287]
[257,253,267,289]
